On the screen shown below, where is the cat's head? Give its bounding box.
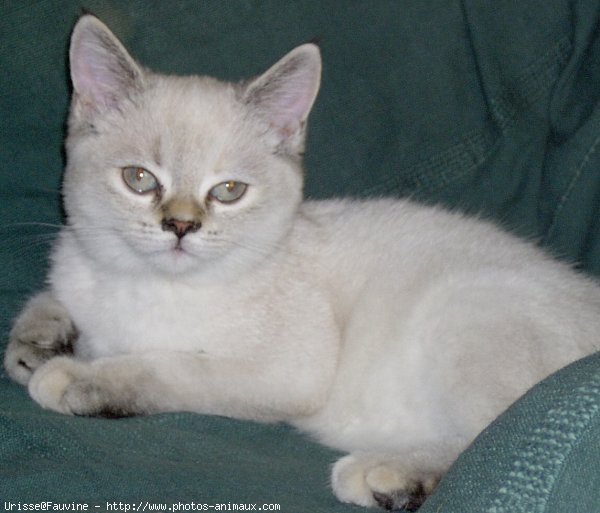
[63,15,321,280]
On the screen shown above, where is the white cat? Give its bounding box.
[5,14,600,511]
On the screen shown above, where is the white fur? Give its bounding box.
[6,15,600,509]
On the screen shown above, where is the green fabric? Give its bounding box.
[2,1,600,511]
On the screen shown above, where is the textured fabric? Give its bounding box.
[2,1,600,511]
[420,351,600,513]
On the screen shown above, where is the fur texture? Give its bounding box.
[5,15,600,510]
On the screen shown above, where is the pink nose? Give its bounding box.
[161,218,201,239]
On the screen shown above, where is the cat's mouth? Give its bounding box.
[144,232,198,262]
[168,237,201,262]
[158,239,198,271]
[172,239,189,255]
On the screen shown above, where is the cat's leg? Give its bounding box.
[331,453,442,511]
[4,292,77,385]
[27,349,331,420]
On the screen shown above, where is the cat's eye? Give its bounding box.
[122,166,159,194]
[209,181,248,204]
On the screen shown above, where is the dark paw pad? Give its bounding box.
[373,483,428,511]
[79,405,139,419]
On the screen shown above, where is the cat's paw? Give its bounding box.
[28,357,89,414]
[4,293,77,385]
[28,357,135,418]
[331,454,438,511]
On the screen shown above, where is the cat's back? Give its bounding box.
[296,197,551,276]
[292,197,600,328]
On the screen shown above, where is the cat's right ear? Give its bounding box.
[69,15,143,118]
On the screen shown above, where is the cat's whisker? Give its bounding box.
[206,236,285,257]
[1,221,64,229]
[1,230,60,244]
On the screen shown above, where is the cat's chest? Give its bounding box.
[51,257,261,359]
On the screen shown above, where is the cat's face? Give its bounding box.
[63,15,321,279]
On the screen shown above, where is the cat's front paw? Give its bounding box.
[331,454,438,511]
[28,357,89,414]
[28,357,136,418]
[4,292,77,385]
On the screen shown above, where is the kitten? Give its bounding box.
[5,14,600,511]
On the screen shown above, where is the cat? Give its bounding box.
[5,14,600,511]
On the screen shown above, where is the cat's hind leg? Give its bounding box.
[331,454,440,511]
[4,292,77,385]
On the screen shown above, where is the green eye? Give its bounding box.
[122,167,159,194]
[209,181,248,204]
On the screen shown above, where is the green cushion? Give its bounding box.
[2,1,600,511]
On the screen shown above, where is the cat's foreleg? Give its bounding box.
[27,351,331,421]
[4,292,77,385]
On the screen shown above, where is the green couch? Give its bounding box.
[2,1,600,511]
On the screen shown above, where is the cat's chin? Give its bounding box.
[151,246,205,275]
[146,245,234,280]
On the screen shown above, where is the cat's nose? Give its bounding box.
[161,218,201,239]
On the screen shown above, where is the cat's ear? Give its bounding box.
[69,15,143,117]
[244,44,321,153]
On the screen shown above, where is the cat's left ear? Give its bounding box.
[244,44,321,154]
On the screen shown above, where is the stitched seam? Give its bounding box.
[487,372,600,513]
[544,418,600,513]
[544,131,600,243]
[489,37,571,131]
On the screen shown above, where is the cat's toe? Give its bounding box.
[10,293,77,351]
[332,455,437,511]
[331,454,379,507]
[28,356,84,414]
[61,381,138,418]
[12,320,76,351]
[5,340,47,385]
[5,294,77,385]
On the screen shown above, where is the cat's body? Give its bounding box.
[5,15,600,511]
